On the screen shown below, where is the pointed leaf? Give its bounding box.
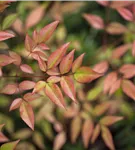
[32,81,46,93]
[9,98,22,111]
[45,83,66,108]
[0,55,14,66]
[0,140,20,150]
[101,126,115,150]
[72,53,85,73]
[37,56,46,72]
[0,31,15,41]
[82,119,94,148]
[122,79,135,100]
[25,34,35,52]
[96,1,109,6]
[1,84,17,95]
[38,43,50,50]
[93,61,109,73]
[23,93,40,101]
[47,76,61,83]
[60,49,75,74]
[20,64,34,74]
[91,124,100,143]
[20,101,34,130]
[19,80,35,90]
[74,66,102,83]
[47,42,70,69]
[47,67,60,75]
[9,51,21,66]
[60,76,76,102]
[109,79,121,95]
[110,1,133,9]
[0,132,9,143]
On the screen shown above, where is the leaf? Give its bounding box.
[60,49,75,74]
[0,31,15,41]
[72,53,85,73]
[25,6,44,29]
[112,44,131,59]
[74,66,102,83]
[110,1,133,9]
[0,140,20,150]
[106,22,127,35]
[122,79,135,100]
[47,76,61,83]
[94,102,111,116]
[12,18,23,35]
[38,21,59,43]
[2,13,17,30]
[47,67,60,75]
[101,126,115,150]
[117,8,133,21]
[82,119,94,148]
[9,98,22,111]
[19,80,35,90]
[37,56,46,72]
[53,131,66,150]
[23,93,40,101]
[33,81,46,93]
[109,79,121,95]
[60,76,76,102]
[93,61,109,73]
[1,84,17,95]
[100,116,123,126]
[104,72,118,94]
[20,101,34,130]
[47,42,70,69]
[96,1,109,6]
[132,40,135,56]
[9,51,21,66]
[0,132,9,143]
[38,43,50,51]
[83,14,104,29]
[45,83,66,108]
[91,124,100,143]
[20,64,34,74]
[0,55,14,66]
[71,116,82,143]
[119,64,135,79]
[25,34,35,52]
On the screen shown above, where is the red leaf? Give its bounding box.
[60,49,75,74]
[38,43,50,51]
[0,132,9,143]
[33,81,46,93]
[72,53,85,73]
[93,61,109,73]
[20,101,34,130]
[25,34,35,52]
[96,1,109,6]
[74,66,102,83]
[104,72,118,94]
[9,98,22,111]
[9,51,21,66]
[20,64,34,74]
[106,22,127,35]
[83,14,104,29]
[47,42,70,69]
[23,92,40,101]
[0,67,2,77]
[47,76,61,83]
[132,40,135,56]
[122,79,135,100]
[1,84,17,95]
[117,8,133,21]
[47,67,60,76]
[38,21,59,43]
[82,119,94,148]
[45,83,66,108]
[60,76,76,102]
[25,6,45,29]
[91,124,100,143]
[109,79,121,95]
[53,131,66,150]
[19,80,35,90]
[101,126,115,150]
[0,31,15,41]
[110,1,133,9]
[0,54,14,66]
[37,56,46,72]
[100,116,123,126]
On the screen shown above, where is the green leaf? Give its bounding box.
[0,140,19,150]
[2,14,17,30]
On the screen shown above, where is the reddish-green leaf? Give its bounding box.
[60,49,75,74]
[53,131,66,150]
[0,31,15,41]
[20,101,34,130]
[45,83,66,108]
[91,124,100,143]
[109,79,121,95]
[0,140,20,150]
[0,55,14,66]
[47,42,70,69]
[20,64,34,74]
[101,126,115,150]
[0,132,9,143]
[100,116,123,126]
[72,53,85,73]
[1,84,17,95]
[33,81,46,93]
[23,93,40,101]
[93,61,109,73]
[74,66,102,83]
[25,34,35,52]
[19,80,35,90]
[60,76,76,102]
[71,116,82,143]
[122,79,135,100]
[9,51,21,66]
[9,98,22,111]
[82,119,94,148]
[47,76,61,83]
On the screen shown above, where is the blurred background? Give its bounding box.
[0,1,135,150]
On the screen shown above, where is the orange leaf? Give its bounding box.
[47,42,70,69]
[60,76,76,102]
[101,126,115,150]
[91,124,100,143]
[20,101,34,130]
[19,80,35,90]
[0,31,15,41]
[9,98,22,111]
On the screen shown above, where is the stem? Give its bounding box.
[1,75,46,78]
